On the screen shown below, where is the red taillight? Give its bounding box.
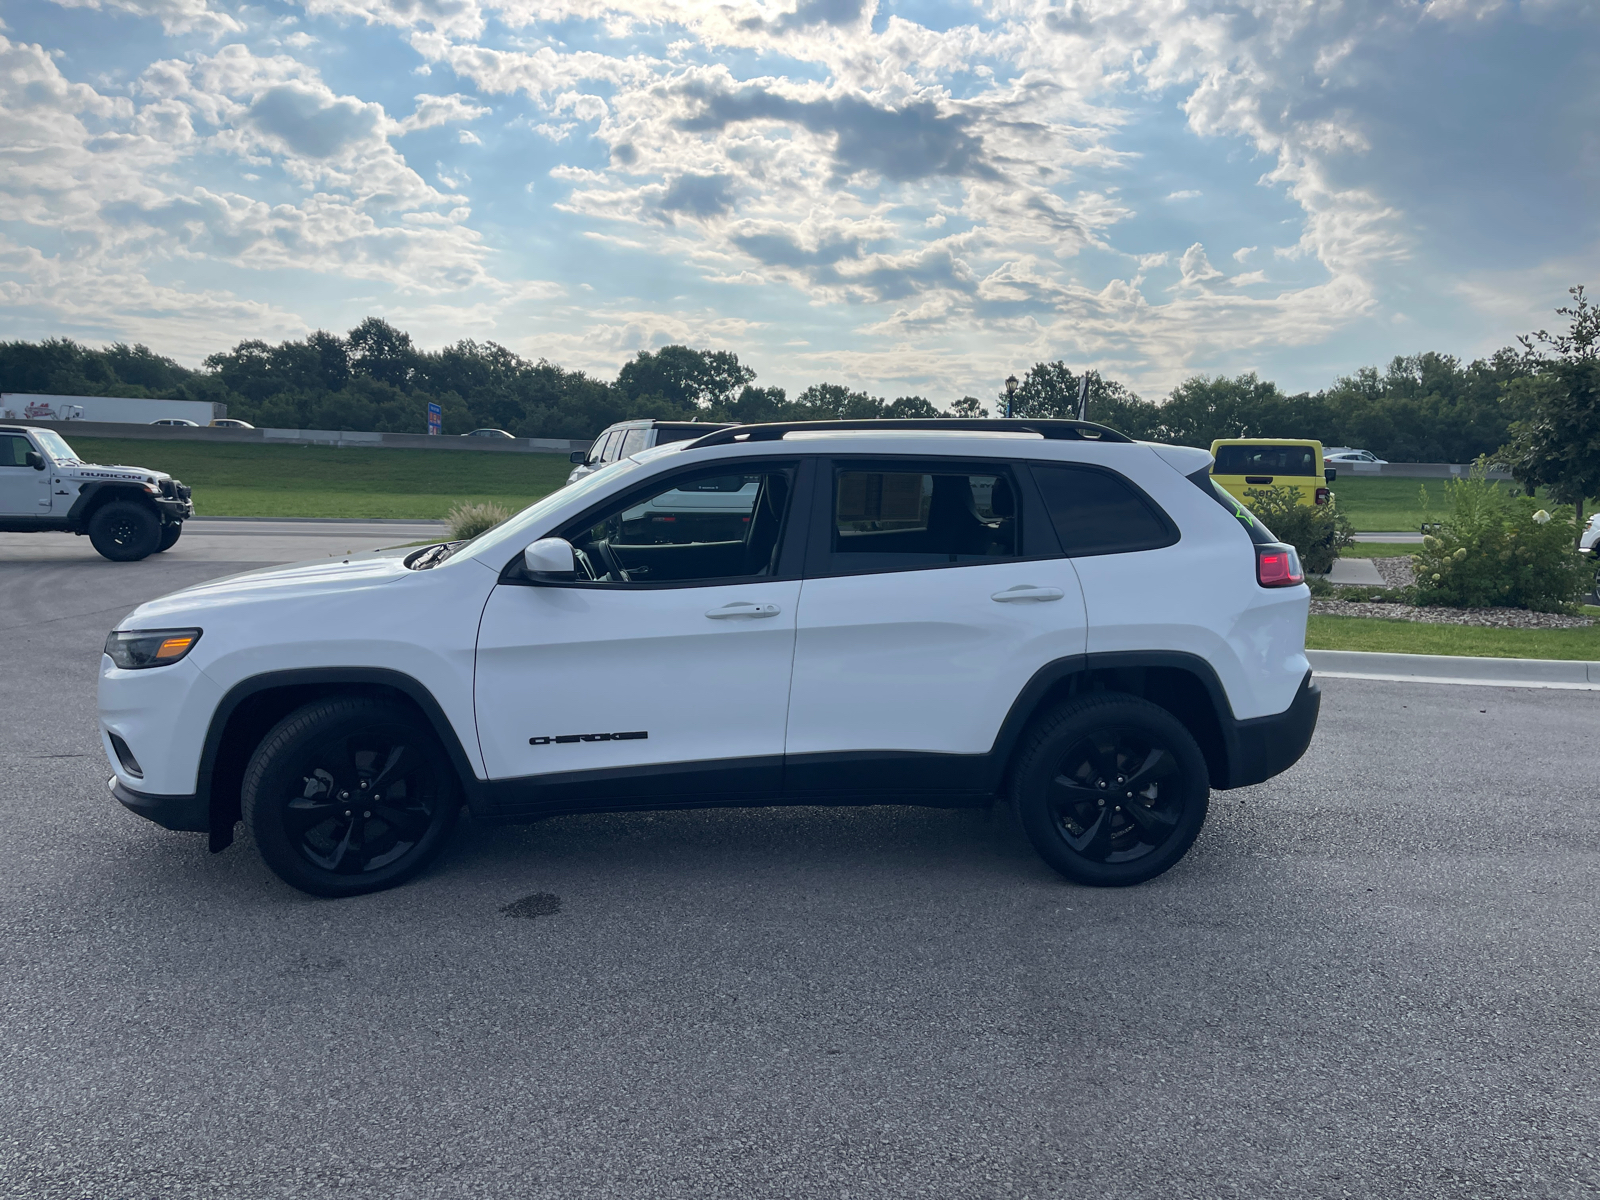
[1315,487,1331,505]
[1257,544,1304,587]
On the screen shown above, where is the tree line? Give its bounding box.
[0,300,1588,466]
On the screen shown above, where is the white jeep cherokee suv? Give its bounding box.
[100,419,1318,897]
[2,425,194,560]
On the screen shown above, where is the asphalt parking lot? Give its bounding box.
[2,530,1598,1199]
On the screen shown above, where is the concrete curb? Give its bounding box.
[1309,649,1600,691]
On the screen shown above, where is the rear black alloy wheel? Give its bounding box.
[243,699,460,897]
[1012,694,1210,887]
[88,500,162,562]
[156,521,183,552]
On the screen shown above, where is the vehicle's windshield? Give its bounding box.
[435,455,648,567]
[32,430,81,463]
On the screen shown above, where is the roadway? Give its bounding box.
[1,538,1596,1199]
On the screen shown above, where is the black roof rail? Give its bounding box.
[684,418,1132,449]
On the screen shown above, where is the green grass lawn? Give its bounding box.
[1329,477,1453,533]
[1331,476,1595,533]
[1308,614,1600,660]
[65,437,574,518]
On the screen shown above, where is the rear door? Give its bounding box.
[1209,442,1320,507]
[782,456,1087,801]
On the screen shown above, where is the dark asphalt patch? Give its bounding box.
[501,891,562,918]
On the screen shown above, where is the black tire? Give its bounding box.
[88,500,162,561]
[1011,693,1210,887]
[242,698,461,897]
[156,522,183,552]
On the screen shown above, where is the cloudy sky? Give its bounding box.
[1,0,1596,403]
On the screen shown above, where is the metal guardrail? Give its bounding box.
[21,419,588,455]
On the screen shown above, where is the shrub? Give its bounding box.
[1410,460,1585,611]
[447,501,511,541]
[1241,484,1355,574]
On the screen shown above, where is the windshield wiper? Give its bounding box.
[408,541,462,570]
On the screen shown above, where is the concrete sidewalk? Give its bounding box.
[1309,648,1600,690]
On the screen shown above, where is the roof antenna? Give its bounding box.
[1076,374,1089,422]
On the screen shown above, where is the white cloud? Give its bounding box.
[48,0,242,36]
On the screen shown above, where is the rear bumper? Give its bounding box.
[110,777,207,833]
[1221,669,1320,789]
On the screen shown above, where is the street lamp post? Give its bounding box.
[1004,374,1019,419]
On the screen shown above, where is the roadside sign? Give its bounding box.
[427,402,442,435]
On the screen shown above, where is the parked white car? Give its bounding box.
[1323,449,1387,465]
[1,425,193,559]
[567,419,733,484]
[99,419,1319,897]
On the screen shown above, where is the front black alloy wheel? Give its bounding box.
[1012,694,1210,887]
[88,500,162,561]
[242,698,461,897]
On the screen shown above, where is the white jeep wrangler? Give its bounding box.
[1,426,194,560]
[99,419,1319,896]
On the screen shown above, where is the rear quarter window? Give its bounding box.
[1030,464,1178,556]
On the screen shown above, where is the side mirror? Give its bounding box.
[25,450,45,470]
[569,451,588,465]
[1324,467,1337,483]
[523,537,577,581]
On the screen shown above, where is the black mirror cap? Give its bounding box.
[25,450,45,470]
[569,451,587,464]
[1324,467,1337,483]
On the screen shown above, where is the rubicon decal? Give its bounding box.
[529,731,648,746]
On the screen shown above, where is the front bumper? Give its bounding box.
[1222,669,1321,788]
[110,777,207,832]
[155,496,194,521]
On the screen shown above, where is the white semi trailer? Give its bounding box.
[0,393,224,425]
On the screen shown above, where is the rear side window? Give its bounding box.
[1212,444,1316,476]
[825,463,1021,570]
[1031,464,1177,556]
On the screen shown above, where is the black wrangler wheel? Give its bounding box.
[242,698,461,897]
[88,500,162,562]
[1012,693,1210,887]
[156,522,183,552]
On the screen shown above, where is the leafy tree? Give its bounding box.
[347,317,418,388]
[948,395,988,418]
[1000,363,1159,438]
[1497,286,1600,547]
[617,345,755,413]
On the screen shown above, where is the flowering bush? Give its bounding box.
[1411,461,1585,611]
[1240,484,1355,574]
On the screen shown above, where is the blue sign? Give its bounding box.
[427,401,442,436]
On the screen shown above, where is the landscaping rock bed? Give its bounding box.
[1370,555,1416,589]
[1310,599,1594,629]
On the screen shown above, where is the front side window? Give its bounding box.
[0,435,34,467]
[619,427,649,457]
[828,465,1020,569]
[1032,464,1177,556]
[560,465,796,585]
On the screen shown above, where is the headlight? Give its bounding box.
[104,628,202,669]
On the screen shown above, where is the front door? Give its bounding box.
[0,433,50,518]
[783,457,1088,800]
[474,458,807,807]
